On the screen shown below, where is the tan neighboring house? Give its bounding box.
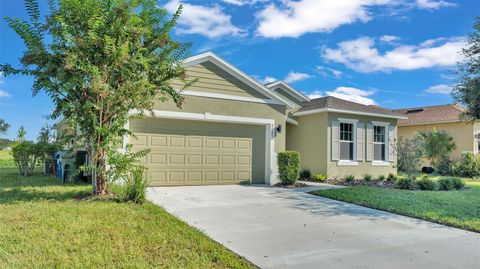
[394,104,480,161]
[55,52,406,186]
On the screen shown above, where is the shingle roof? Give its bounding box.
[393,104,464,125]
[294,96,406,119]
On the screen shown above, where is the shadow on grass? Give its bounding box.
[0,167,92,204]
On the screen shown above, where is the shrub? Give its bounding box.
[313,173,326,182]
[299,169,311,180]
[454,153,480,179]
[438,177,454,191]
[387,173,397,182]
[437,155,454,176]
[450,177,465,190]
[416,177,436,191]
[277,151,300,185]
[396,177,415,190]
[377,175,386,181]
[11,141,42,176]
[344,174,355,183]
[417,130,455,169]
[397,137,423,176]
[363,174,372,181]
[123,166,150,204]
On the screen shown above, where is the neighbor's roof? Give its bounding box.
[393,104,465,126]
[293,96,407,119]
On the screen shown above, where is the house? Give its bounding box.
[394,104,480,161]
[55,52,406,186]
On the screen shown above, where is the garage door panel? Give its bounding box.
[131,122,257,186]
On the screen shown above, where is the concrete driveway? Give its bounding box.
[147,184,479,269]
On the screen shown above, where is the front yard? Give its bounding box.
[0,168,254,268]
[311,180,480,232]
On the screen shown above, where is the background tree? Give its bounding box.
[417,129,456,169]
[452,17,480,121]
[0,118,10,136]
[17,126,26,142]
[1,0,193,195]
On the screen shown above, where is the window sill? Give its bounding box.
[337,160,359,166]
[371,161,390,166]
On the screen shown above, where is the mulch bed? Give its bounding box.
[275,182,307,188]
[325,178,396,188]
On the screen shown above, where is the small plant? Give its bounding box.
[387,173,397,182]
[344,174,355,183]
[123,166,150,204]
[277,151,301,185]
[377,175,386,181]
[454,153,480,179]
[450,177,465,190]
[396,177,415,190]
[438,177,454,191]
[363,174,372,181]
[313,173,326,182]
[299,169,311,180]
[416,177,436,191]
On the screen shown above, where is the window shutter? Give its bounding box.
[332,121,340,161]
[356,123,365,161]
[366,124,374,161]
[389,125,396,162]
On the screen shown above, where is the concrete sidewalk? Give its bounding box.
[147,184,480,269]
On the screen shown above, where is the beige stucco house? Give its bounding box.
[56,52,407,186]
[394,104,480,161]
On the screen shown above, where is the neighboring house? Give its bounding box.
[394,104,480,161]
[55,52,406,186]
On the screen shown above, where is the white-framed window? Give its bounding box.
[373,125,386,161]
[340,122,354,161]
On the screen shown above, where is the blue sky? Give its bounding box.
[0,0,478,140]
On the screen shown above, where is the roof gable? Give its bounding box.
[182,52,294,108]
[265,81,310,104]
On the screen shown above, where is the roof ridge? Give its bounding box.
[393,103,457,111]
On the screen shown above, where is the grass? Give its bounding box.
[311,180,480,233]
[0,149,15,167]
[0,167,254,269]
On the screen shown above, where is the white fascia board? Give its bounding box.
[182,52,294,109]
[266,81,310,102]
[129,109,275,126]
[181,90,279,105]
[293,108,408,120]
[286,117,299,126]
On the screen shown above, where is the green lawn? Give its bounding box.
[0,149,15,167]
[311,181,480,232]
[0,168,254,269]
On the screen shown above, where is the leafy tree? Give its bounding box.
[17,126,26,141]
[11,140,42,176]
[1,0,193,195]
[452,17,480,121]
[396,137,423,176]
[37,125,60,172]
[417,129,456,169]
[0,118,10,136]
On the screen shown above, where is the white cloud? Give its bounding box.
[306,90,322,99]
[165,0,246,38]
[255,0,398,38]
[379,35,400,42]
[322,36,465,73]
[256,75,277,84]
[284,71,313,83]
[222,0,263,6]
[415,0,456,9]
[316,66,343,78]
[326,87,376,105]
[425,84,453,94]
[0,90,10,98]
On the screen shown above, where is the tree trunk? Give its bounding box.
[93,146,107,195]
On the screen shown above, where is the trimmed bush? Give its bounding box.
[299,169,311,180]
[377,175,386,181]
[396,177,415,190]
[313,173,326,182]
[438,177,454,191]
[363,174,372,181]
[277,151,300,185]
[451,177,465,190]
[387,173,397,182]
[416,177,436,191]
[344,175,355,183]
